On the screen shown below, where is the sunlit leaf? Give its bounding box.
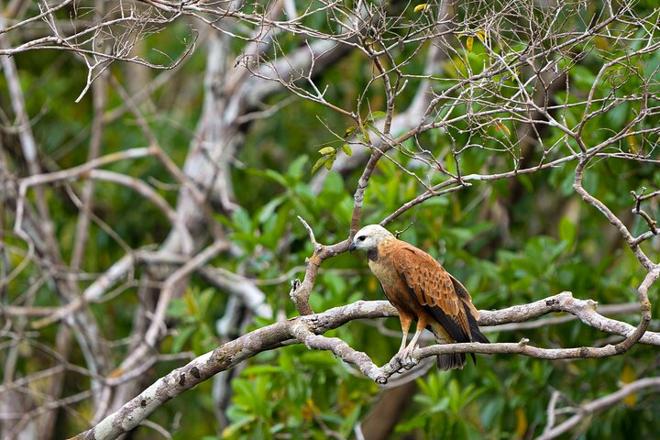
[621,365,637,407]
[475,29,487,45]
[344,125,357,138]
[626,132,639,154]
[311,157,328,174]
[493,120,511,135]
[514,407,528,439]
[559,216,576,245]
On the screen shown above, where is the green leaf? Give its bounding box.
[287,155,308,180]
[318,146,336,156]
[311,157,328,174]
[166,298,188,319]
[184,290,199,316]
[570,65,596,90]
[232,207,252,233]
[359,124,371,143]
[257,196,285,224]
[322,171,344,195]
[559,216,577,245]
[198,288,215,315]
[223,415,257,438]
[606,102,629,129]
[423,196,449,207]
[264,169,288,187]
[341,144,352,156]
[172,326,195,353]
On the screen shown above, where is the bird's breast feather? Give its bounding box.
[368,259,398,285]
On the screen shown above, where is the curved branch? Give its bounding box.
[538,377,660,440]
[72,291,659,440]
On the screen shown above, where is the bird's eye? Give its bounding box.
[357,236,366,241]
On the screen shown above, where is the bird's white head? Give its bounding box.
[349,224,395,252]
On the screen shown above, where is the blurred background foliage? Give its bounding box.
[1,0,658,439]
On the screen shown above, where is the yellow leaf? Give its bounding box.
[515,407,528,439]
[476,29,487,45]
[494,121,511,136]
[337,383,356,416]
[184,290,198,316]
[627,133,639,154]
[302,398,320,421]
[595,36,609,50]
[466,36,474,52]
[108,368,124,378]
[621,365,637,407]
[623,393,637,407]
[413,3,430,13]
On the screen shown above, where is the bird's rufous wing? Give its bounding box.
[385,241,473,342]
[448,273,479,319]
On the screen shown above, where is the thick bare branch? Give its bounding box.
[71,290,659,439]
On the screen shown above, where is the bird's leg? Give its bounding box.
[390,313,412,372]
[398,313,412,353]
[398,319,426,369]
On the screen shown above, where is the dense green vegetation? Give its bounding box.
[1,1,658,439]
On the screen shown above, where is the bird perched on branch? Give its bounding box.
[349,224,489,370]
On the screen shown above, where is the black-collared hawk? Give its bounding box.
[349,224,488,370]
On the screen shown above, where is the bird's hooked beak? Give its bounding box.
[348,241,356,252]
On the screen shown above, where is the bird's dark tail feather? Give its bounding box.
[428,305,489,369]
[428,324,468,370]
[465,307,490,365]
[437,353,466,370]
[471,326,489,343]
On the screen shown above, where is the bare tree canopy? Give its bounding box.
[1,1,658,439]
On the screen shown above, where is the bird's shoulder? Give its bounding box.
[376,240,450,298]
[379,239,445,274]
[378,239,442,269]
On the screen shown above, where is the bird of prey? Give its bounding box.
[349,224,488,370]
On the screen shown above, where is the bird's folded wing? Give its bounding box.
[388,244,472,342]
[448,273,479,319]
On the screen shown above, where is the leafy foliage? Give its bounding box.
[1,0,658,439]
